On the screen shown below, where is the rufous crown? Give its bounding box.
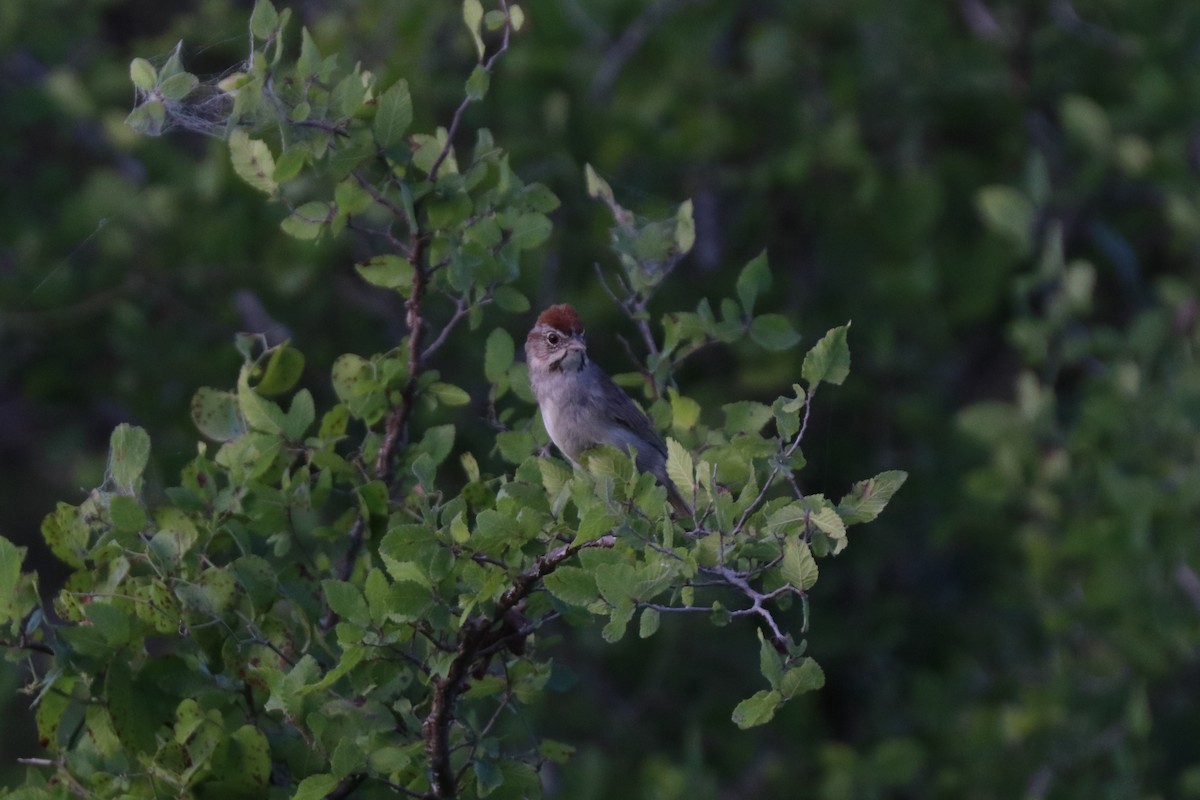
[536,304,584,335]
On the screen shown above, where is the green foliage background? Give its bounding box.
[2,0,1199,797]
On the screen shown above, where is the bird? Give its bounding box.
[524,303,691,516]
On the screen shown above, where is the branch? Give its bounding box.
[422,535,616,799]
[420,288,494,362]
[326,774,368,800]
[1,637,54,657]
[375,3,516,484]
[731,387,814,537]
[352,169,413,241]
[319,515,369,631]
[373,228,429,482]
[642,578,797,651]
[701,565,796,650]
[428,1,513,182]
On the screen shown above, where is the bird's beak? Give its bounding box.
[565,338,586,354]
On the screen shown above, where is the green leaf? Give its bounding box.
[780,535,819,590]
[428,382,471,406]
[0,538,26,624]
[42,502,88,568]
[374,79,413,148]
[129,58,156,91]
[364,568,391,625]
[125,100,166,136]
[256,344,305,395]
[665,438,694,504]
[731,689,782,729]
[722,401,773,435]
[465,65,490,101]
[639,607,661,639]
[493,286,530,312]
[483,10,509,30]
[736,251,771,316]
[273,146,307,183]
[85,603,131,646]
[675,199,696,255]
[298,645,367,696]
[602,601,634,643]
[419,424,456,465]
[388,580,433,621]
[334,177,372,217]
[463,0,485,59]
[837,470,908,524]
[594,563,636,607]
[759,630,784,688]
[294,775,340,800]
[669,389,701,431]
[229,129,278,195]
[801,323,851,387]
[1061,94,1112,155]
[485,328,515,383]
[191,387,244,442]
[575,505,618,545]
[543,566,599,608]
[131,578,178,633]
[107,668,159,752]
[232,555,277,609]
[322,580,370,627]
[319,404,350,439]
[810,506,846,541]
[159,71,198,101]
[779,658,825,699]
[496,430,534,464]
[523,183,560,213]
[412,452,436,489]
[976,185,1033,251]
[207,725,271,794]
[510,5,526,31]
[283,390,314,442]
[159,45,185,81]
[356,254,415,292]
[249,0,279,40]
[750,314,802,351]
[474,759,503,797]
[109,424,151,492]
[511,213,552,250]
[584,163,615,205]
[237,364,286,434]
[281,201,332,240]
[331,354,375,403]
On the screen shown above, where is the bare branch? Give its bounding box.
[421,288,495,362]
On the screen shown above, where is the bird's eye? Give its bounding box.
[546,332,560,346]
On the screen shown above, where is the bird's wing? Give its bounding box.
[594,369,668,458]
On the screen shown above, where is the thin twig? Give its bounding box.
[455,685,514,786]
[428,0,513,182]
[352,169,412,237]
[421,288,495,362]
[327,774,368,800]
[731,389,814,537]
